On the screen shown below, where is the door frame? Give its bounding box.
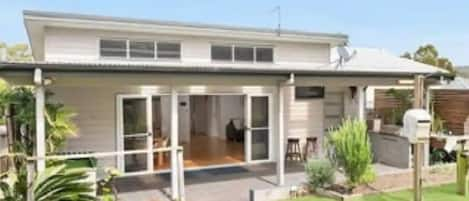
[116,94,154,174]
[244,94,273,163]
[115,91,274,175]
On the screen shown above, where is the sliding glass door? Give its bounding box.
[117,95,153,173]
[245,95,272,162]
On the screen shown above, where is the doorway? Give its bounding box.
[117,93,272,173]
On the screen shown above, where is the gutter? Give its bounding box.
[0,62,452,80]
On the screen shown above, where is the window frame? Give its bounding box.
[156,41,182,60]
[294,86,325,100]
[210,43,274,63]
[128,40,156,60]
[210,44,234,62]
[99,38,182,61]
[255,46,274,63]
[234,45,255,63]
[99,38,129,59]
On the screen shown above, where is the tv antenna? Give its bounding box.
[272,6,281,36]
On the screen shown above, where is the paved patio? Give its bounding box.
[114,162,408,201]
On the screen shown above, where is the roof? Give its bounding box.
[457,66,469,78]
[23,10,348,60]
[438,77,469,89]
[330,47,448,74]
[0,60,450,79]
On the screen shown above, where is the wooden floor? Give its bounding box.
[154,135,245,170]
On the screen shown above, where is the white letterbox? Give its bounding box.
[402,109,431,143]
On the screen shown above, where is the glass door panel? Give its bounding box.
[119,96,153,173]
[249,96,270,161]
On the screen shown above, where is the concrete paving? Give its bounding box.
[114,162,408,201]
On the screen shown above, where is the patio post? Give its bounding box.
[170,86,180,200]
[33,68,46,172]
[413,74,425,201]
[277,73,294,186]
[357,86,366,121]
[276,83,285,186]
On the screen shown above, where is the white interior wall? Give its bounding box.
[196,95,244,139]
[217,96,244,139]
[190,96,208,135]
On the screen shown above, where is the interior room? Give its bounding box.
[153,95,246,170]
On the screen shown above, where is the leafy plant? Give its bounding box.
[0,86,77,154]
[326,119,375,191]
[430,101,446,134]
[98,168,121,201]
[1,163,96,201]
[305,159,335,191]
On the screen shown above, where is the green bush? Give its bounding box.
[305,159,335,190]
[326,119,375,191]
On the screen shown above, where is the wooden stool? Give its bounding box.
[285,137,302,161]
[304,137,318,160]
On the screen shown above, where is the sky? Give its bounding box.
[1,0,468,65]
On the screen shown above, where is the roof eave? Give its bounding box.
[0,62,451,79]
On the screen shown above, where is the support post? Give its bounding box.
[34,68,46,172]
[177,149,186,201]
[276,83,285,186]
[357,86,366,121]
[26,161,35,201]
[170,87,180,201]
[413,75,425,201]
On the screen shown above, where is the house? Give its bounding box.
[0,10,449,200]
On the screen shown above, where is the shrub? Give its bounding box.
[305,159,335,191]
[326,119,375,191]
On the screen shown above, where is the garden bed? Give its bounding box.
[308,164,457,201]
[288,183,467,201]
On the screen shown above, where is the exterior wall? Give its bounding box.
[283,86,359,155]
[43,27,330,65]
[284,86,324,153]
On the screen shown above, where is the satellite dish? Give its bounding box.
[337,46,351,60]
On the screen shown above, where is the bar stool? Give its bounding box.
[285,137,302,161]
[304,137,318,160]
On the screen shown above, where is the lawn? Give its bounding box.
[288,183,467,201]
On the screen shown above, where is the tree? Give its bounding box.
[401,44,455,75]
[0,42,33,62]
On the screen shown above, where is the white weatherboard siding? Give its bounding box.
[284,86,324,153]
[43,27,331,66]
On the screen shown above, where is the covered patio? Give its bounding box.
[114,162,407,201]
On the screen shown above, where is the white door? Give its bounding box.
[117,95,153,173]
[245,95,272,162]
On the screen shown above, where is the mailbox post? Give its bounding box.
[403,109,431,201]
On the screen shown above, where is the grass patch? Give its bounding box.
[287,183,466,201]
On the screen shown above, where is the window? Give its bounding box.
[234,46,254,62]
[100,40,127,58]
[295,86,325,99]
[256,47,273,62]
[129,41,155,58]
[157,42,180,59]
[211,45,232,61]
